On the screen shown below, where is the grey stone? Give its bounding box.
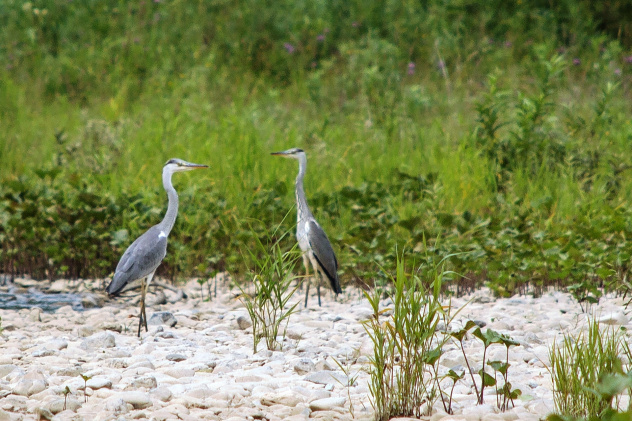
[473,319,487,328]
[81,293,104,308]
[260,391,303,407]
[236,315,252,330]
[131,376,157,389]
[149,311,177,327]
[28,307,42,322]
[86,377,112,389]
[105,397,129,414]
[152,386,172,402]
[309,397,346,411]
[107,359,128,369]
[293,358,315,375]
[166,353,187,362]
[32,349,55,357]
[121,391,152,409]
[35,407,54,420]
[0,364,19,379]
[56,366,82,377]
[162,367,195,379]
[304,370,348,386]
[48,339,69,350]
[75,326,96,337]
[101,323,123,333]
[48,398,82,414]
[80,332,116,350]
[13,378,46,396]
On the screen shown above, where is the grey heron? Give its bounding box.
[106,158,208,336]
[271,148,341,307]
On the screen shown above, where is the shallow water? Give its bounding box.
[0,289,84,312]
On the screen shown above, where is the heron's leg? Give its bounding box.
[138,277,146,337]
[303,254,311,308]
[142,271,155,333]
[307,256,322,308]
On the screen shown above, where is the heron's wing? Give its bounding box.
[306,219,341,294]
[107,226,168,295]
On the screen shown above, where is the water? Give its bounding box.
[0,288,85,312]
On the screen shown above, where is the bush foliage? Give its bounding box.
[1,1,632,293]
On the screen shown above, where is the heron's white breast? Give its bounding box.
[296,220,311,253]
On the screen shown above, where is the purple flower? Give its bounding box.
[437,59,446,71]
[283,43,295,54]
[316,34,325,42]
[614,68,622,76]
[625,55,632,64]
[407,62,415,75]
[573,58,581,66]
[351,21,359,28]
[504,41,512,48]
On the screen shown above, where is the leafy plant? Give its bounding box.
[362,252,454,420]
[487,334,522,411]
[238,229,300,353]
[63,386,71,410]
[547,372,632,421]
[549,316,632,418]
[79,374,91,403]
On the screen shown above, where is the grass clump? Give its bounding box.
[362,252,453,419]
[239,230,300,353]
[548,316,632,419]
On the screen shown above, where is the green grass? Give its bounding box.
[2,2,632,294]
[549,316,632,419]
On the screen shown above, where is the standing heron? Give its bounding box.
[271,148,341,307]
[106,158,208,336]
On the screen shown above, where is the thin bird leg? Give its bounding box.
[303,255,311,308]
[138,277,146,337]
[142,271,155,334]
[142,280,148,333]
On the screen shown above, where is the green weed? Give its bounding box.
[549,316,632,418]
[238,228,300,353]
[1,2,632,302]
[362,252,453,420]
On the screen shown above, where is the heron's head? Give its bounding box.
[270,148,305,160]
[163,158,209,173]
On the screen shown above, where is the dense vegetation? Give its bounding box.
[2,1,632,296]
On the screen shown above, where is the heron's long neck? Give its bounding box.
[159,168,179,234]
[295,155,313,221]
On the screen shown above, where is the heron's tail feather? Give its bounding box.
[313,255,342,294]
[106,272,129,296]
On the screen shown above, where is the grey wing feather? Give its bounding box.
[307,219,341,294]
[106,225,168,296]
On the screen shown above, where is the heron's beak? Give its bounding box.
[271,151,292,157]
[182,162,209,170]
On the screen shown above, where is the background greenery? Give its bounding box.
[1,0,632,295]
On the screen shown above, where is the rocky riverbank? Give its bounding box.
[0,278,630,421]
